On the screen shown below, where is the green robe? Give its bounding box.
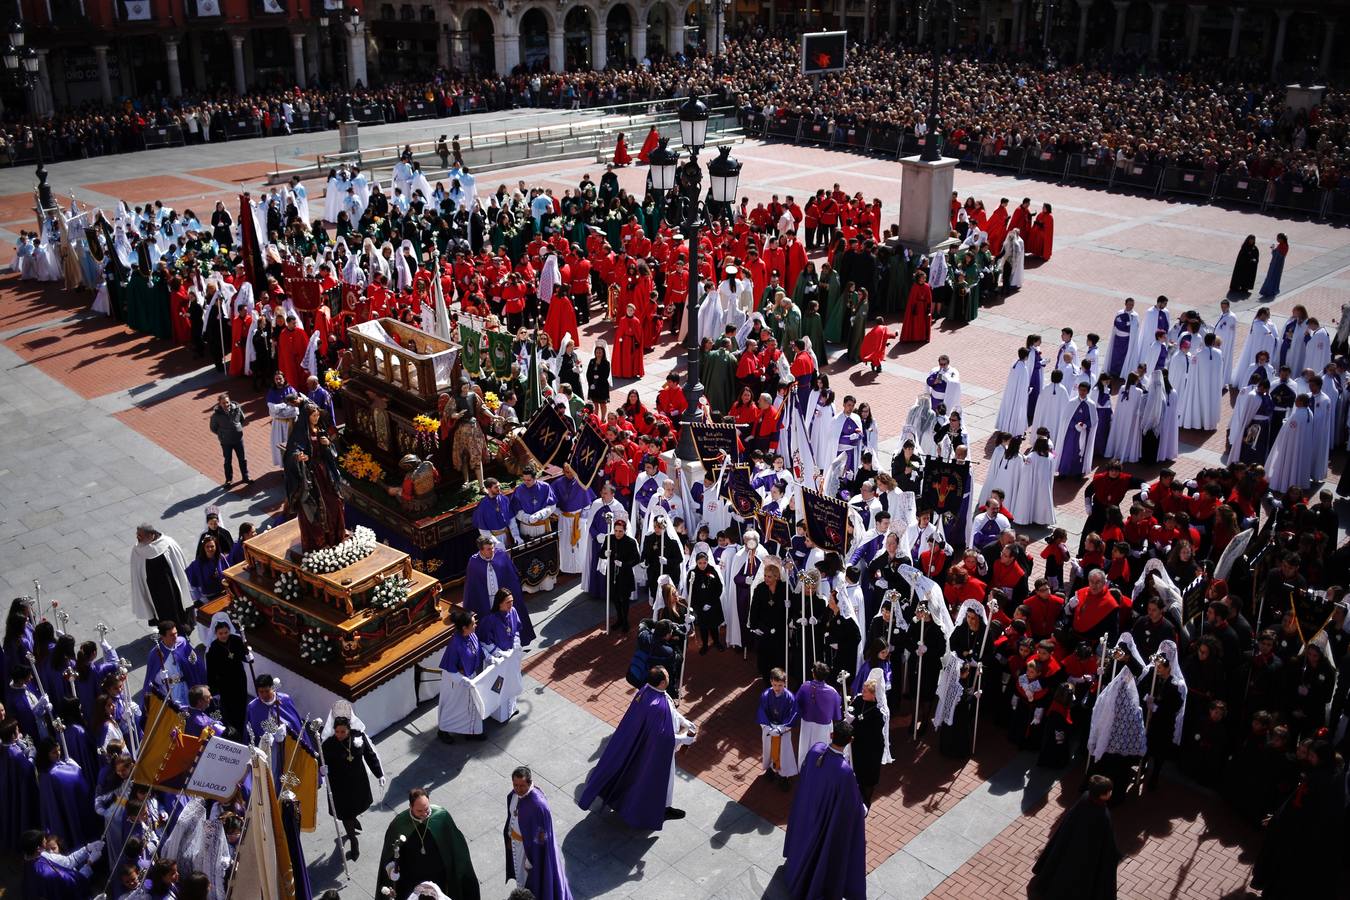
[375,807,479,900]
[792,271,818,307]
[801,311,826,369]
[963,261,981,320]
[822,271,844,343]
[702,347,737,415]
[845,291,868,361]
[780,302,803,346]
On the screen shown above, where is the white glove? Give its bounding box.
[79,865,93,878]
[153,671,168,685]
[751,628,764,636]
[378,775,388,790]
[87,840,105,857]
[246,652,256,664]
[915,645,926,656]
[386,861,400,881]
[319,765,329,777]
[876,579,888,589]
[809,616,818,625]
[34,696,51,716]
[1032,708,1044,724]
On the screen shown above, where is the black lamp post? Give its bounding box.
[917,0,961,163]
[649,94,742,462]
[3,21,47,185]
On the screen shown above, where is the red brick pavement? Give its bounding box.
[83,175,220,203]
[0,275,90,331]
[927,776,1260,900]
[187,162,277,186]
[524,599,1017,872]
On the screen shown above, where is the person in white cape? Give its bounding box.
[994,348,1032,435]
[1000,227,1025,289]
[130,523,193,627]
[721,532,769,651]
[1176,333,1224,430]
[1230,307,1279,388]
[1265,393,1316,493]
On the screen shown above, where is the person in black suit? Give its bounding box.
[599,518,641,632]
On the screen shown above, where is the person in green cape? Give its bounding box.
[951,274,973,324]
[821,262,844,344]
[960,250,981,320]
[792,261,819,309]
[376,787,480,900]
[774,291,803,347]
[800,299,827,370]
[702,336,738,416]
[844,285,869,362]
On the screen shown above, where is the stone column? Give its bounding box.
[163,38,183,97]
[548,26,565,71]
[863,0,872,42]
[590,25,607,70]
[917,4,928,42]
[501,25,521,72]
[190,31,208,91]
[1186,3,1202,60]
[231,33,247,94]
[670,22,686,54]
[33,49,53,117]
[1227,6,1242,58]
[452,31,470,70]
[307,24,321,82]
[347,21,368,86]
[93,45,113,105]
[1112,0,1129,54]
[632,22,647,62]
[1270,8,1291,77]
[768,0,777,27]
[1076,0,1093,59]
[889,0,899,38]
[1319,20,1337,78]
[291,32,306,86]
[1148,2,1165,58]
[1017,0,1028,47]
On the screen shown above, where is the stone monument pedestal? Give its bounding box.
[897,154,960,257]
[338,120,360,154]
[1285,84,1326,114]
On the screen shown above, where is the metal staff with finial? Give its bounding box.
[25,650,68,759]
[1136,652,1165,795]
[602,511,615,634]
[969,598,997,756]
[1088,634,1108,772]
[912,600,929,740]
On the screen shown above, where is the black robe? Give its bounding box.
[847,696,885,795]
[205,633,250,737]
[1027,794,1120,900]
[1251,766,1345,899]
[747,580,789,683]
[321,729,383,821]
[1230,241,1260,293]
[641,532,684,600]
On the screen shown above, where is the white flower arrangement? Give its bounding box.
[299,626,337,665]
[230,594,263,632]
[369,574,411,611]
[273,571,302,604]
[301,526,378,574]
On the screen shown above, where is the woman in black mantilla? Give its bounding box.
[205,613,250,739]
[1230,234,1259,294]
[284,400,347,552]
[321,707,385,862]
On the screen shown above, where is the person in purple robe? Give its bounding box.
[72,635,119,724]
[505,766,573,900]
[21,828,103,900]
[1107,301,1137,377]
[7,664,44,740]
[481,590,525,651]
[1026,336,1044,421]
[757,670,800,783]
[465,537,534,644]
[474,478,519,548]
[1093,378,1113,460]
[35,737,98,849]
[0,720,38,851]
[186,534,229,610]
[55,699,98,791]
[795,663,842,760]
[182,685,217,737]
[577,666,697,829]
[225,522,255,566]
[511,466,557,542]
[552,467,596,577]
[1056,384,1097,477]
[782,720,867,900]
[245,673,311,780]
[141,620,205,709]
[1,600,34,689]
[305,374,337,426]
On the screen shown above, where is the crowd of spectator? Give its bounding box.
[0,33,1344,192]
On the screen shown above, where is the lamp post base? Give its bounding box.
[896,153,960,257]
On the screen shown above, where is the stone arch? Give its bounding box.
[456,5,497,72]
[563,4,597,70]
[606,2,634,63]
[518,6,552,69]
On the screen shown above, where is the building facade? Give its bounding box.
[6,0,1339,115]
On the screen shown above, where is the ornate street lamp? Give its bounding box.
[661,94,742,462]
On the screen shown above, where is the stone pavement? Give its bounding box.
[1,128,1349,898]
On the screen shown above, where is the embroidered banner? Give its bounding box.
[519,402,568,468]
[567,420,608,489]
[689,422,738,464]
[800,487,851,553]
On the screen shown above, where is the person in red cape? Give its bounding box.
[656,373,689,420]
[1026,203,1055,260]
[986,198,1011,255]
[228,297,252,377]
[1009,197,1033,242]
[782,232,807,291]
[612,303,645,378]
[613,133,632,166]
[276,312,310,388]
[900,269,933,343]
[637,127,660,165]
[542,289,580,350]
[169,277,192,345]
[858,316,894,373]
[1070,570,1119,644]
[312,302,332,363]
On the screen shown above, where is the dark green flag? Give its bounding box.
[458,323,482,375]
[487,329,514,376]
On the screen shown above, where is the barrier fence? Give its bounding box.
[745,112,1350,219]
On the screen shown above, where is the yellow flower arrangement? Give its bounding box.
[483,392,501,412]
[412,414,441,435]
[340,445,384,483]
[323,369,343,391]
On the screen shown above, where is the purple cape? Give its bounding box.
[577,685,675,830]
[757,688,799,727]
[480,608,522,650]
[0,742,37,851]
[783,744,868,900]
[282,797,313,900]
[439,632,485,676]
[141,637,206,705]
[23,856,90,900]
[465,552,534,644]
[39,759,98,849]
[505,787,574,900]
